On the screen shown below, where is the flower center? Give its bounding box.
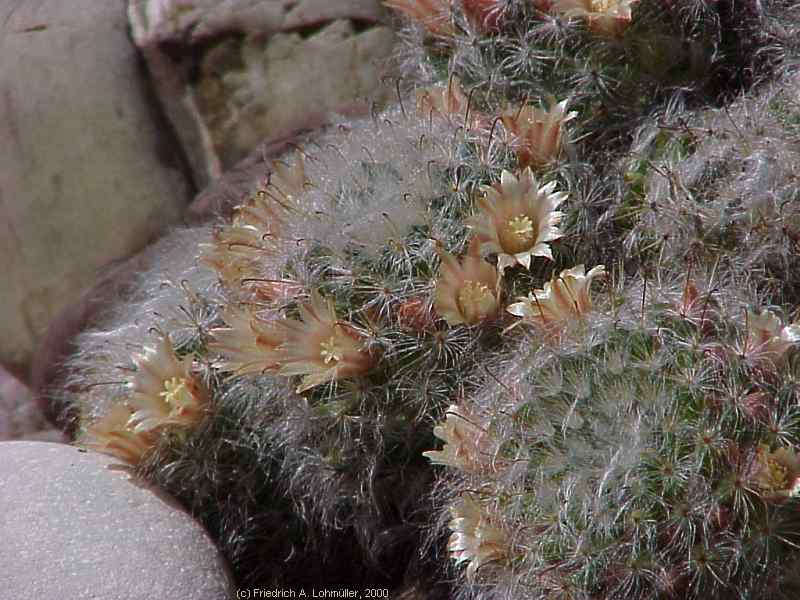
[160,377,193,408]
[320,336,342,365]
[501,215,537,254]
[590,0,615,12]
[457,281,496,324]
[763,458,789,492]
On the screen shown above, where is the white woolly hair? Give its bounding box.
[627,73,800,305]
[283,104,457,257]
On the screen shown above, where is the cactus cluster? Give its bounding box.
[61,0,800,597]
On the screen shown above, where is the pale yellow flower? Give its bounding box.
[265,153,307,207]
[744,309,800,362]
[384,0,455,37]
[753,444,800,503]
[423,404,492,472]
[550,0,636,37]
[467,168,566,271]
[82,405,156,466]
[416,77,488,132]
[507,264,606,325]
[448,496,508,580]
[199,154,305,296]
[209,306,287,376]
[672,279,717,328]
[277,291,376,393]
[434,239,500,326]
[127,335,208,433]
[199,220,282,295]
[500,100,577,170]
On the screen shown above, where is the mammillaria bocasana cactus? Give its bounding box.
[59,0,800,596]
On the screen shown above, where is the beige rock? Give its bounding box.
[129,0,386,41]
[0,442,233,599]
[129,0,396,186]
[0,366,61,441]
[0,0,192,373]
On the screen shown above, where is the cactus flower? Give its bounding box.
[82,405,156,466]
[435,239,500,325]
[423,404,492,471]
[276,291,376,393]
[416,77,488,132]
[200,154,304,295]
[744,309,800,362]
[209,307,287,376]
[507,264,606,326]
[467,168,566,271]
[127,334,208,433]
[448,496,508,579]
[752,444,800,503]
[500,100,577,170]
[550,0,636,37]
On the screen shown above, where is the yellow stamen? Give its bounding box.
[764,458,789,491]
[500,214,539,255]
[160,377,193,408]
[507,215,535,242]
[320,336,342,364]
[457,281,496,323]
[590,0,614,11]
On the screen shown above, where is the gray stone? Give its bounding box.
[0,366,62,441]
[0,0,192,373]
[0,441,233,599]
[129,0,396,186]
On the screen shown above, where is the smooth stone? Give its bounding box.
[0,365,62,441]
[0,442,233,599]
[0,0,192,374]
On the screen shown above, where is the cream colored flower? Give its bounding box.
[423,404,492,472]
[209,306,287,376]
[277,291,376,393]
[434,239,500,325]
[507,264,606,325]
[752,444,800,503]
[199,219,282,295]
[82,405,155,466]
[500,100,577,170]
[199,154,305,296]
[265,153,307,206]
[127,335,208,433]
[416,77,488,132]
[467,168,566,271]
[448,496,508,580]
[550,0,635,37]
[672,279,717,328]
[744,309,800,362]
[384,0,455,36]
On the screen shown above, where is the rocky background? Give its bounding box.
[1,0,396,442]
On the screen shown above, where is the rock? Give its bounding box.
[129,0,396,187]
[0,366,64,441]
[0,442,233,599]
[0,0,193,375]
